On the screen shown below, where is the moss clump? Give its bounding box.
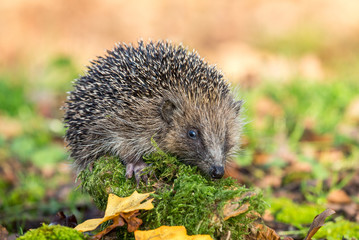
[270,198,326,227]
[17,224,87,240]
[78,147,266,239]
[314,217,359,240]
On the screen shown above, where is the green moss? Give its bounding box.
[78,148,266,239]
[17,224,87,240]
[313,217,359,240]
[270,198,326,227]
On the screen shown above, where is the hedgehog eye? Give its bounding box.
[187,129,198,140]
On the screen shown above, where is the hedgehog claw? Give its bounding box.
[125,163,134,179]
[125,161,148,185]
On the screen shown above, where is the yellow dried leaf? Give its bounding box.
[75,191,154,232]
[75,218,105,232]
[135,226,213,240]
[104,191,154,216]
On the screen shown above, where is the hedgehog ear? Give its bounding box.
[234,100,243,115]
[160,99,176,124]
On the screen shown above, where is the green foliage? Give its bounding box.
[241,78,359,166]
[10,136,37,161]
[314,217,359,240]
[269,198,326,228]
[255,80,357,137]
[0,75,32,116]
[30,145,67,167]
[79,150,266,239]
[17,224,87,240]
[10,136,66,166]
[268,198,359,240]
[2,173,46,208]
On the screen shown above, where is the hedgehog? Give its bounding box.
[64,40,243,182]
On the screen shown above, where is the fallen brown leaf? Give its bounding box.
[223,202,250,221]
[262,210,274,222]
[253,151,270,165]
[327,202,357,220]
[210,192,257,229]
[286,161,312,174]
[246,223,287,240]
[258,175,282,188]
[304,208,335,240]
[91,215,125,240]
[300,128,333,143]
[0,225,9,240]
[120,211,143,232]
[318,149,344,165]
[223,192,256,221]
[327,189,352,204]
[0,161,18,184]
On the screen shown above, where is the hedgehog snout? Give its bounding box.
[209,165,225,179]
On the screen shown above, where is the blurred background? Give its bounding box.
[1,0,359,237]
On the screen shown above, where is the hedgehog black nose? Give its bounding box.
[210,166,224,179]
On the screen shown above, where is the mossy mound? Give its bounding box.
[78,148,266,239]
[18,224,87,240]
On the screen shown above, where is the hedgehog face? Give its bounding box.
[182,125,226,179]
[160,96,242,179]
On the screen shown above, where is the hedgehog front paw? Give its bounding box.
[125,161,148,185]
